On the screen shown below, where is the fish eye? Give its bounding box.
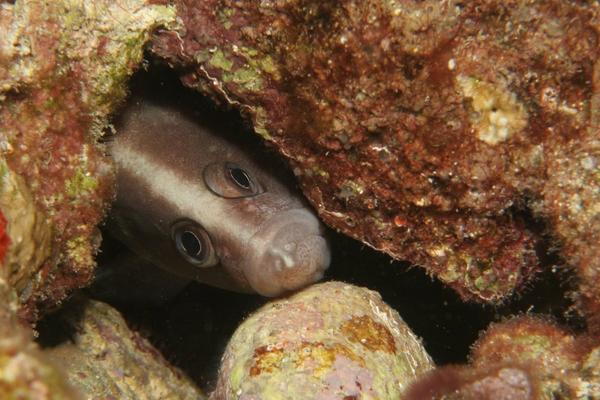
[180,230,202,257]
[171,220,218,267]
[203,162,263,198]
[229,166,252,190]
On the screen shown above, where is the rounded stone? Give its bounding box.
[211,281,434,399]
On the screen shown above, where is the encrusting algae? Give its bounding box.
[211,281,434,399]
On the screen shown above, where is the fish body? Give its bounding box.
[108,99,330,296]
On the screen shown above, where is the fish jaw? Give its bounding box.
[240,208,331,296]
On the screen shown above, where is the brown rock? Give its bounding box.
[151,0,599,309]
[0,282,78,399]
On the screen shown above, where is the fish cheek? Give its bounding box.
[109,208,190,280]
[212,198,273,290]
[210,233,254,292]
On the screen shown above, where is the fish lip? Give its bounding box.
[242,208,330,296]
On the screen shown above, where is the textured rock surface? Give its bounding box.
[211,281,433,399]
[0,283,78,399]
[542,133,600,331]
[152,0,599,311]
[0,0,177,321]
[0,159,53,296]
[405,316,600,399]
[43,297,205,400]
[0,0,598,398]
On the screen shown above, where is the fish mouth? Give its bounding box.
[243,208,331,297]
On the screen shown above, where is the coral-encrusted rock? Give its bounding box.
[0,0,177,321]
[405,365,539,400]
[152,0,599,307]
[0,208,8,265]
[471,316,583,398]
[0,283,78,399]
[540,133,600,332]
[405,316,600,399]
[211,281,433,399]
[43,297,205,400]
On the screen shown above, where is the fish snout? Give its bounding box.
[244,209,330,296]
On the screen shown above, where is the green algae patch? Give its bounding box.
[223,66,264,91]
[66,168,98,198]
[209,49,235,72]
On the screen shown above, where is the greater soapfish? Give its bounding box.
[107,99,330,297]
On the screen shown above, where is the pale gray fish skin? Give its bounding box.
[107,99,330,296]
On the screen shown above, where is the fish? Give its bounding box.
[106,98,330,297]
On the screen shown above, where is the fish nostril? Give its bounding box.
[283,242,296,252]
[267,245,297,271]
[268,234,330,276]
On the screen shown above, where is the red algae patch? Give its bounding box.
[0,211,8,265]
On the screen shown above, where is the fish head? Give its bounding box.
[186,158,331,296]
[110,100,330,296]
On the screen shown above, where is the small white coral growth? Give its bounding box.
[458,75,528,145]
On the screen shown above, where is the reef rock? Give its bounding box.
[0,0,177,321]
[405,315,600,399]
[43,297,205,400]
[211,281,433,399]
[152,0,600,313]
[0,1,191,398]
[0,282,77,399]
